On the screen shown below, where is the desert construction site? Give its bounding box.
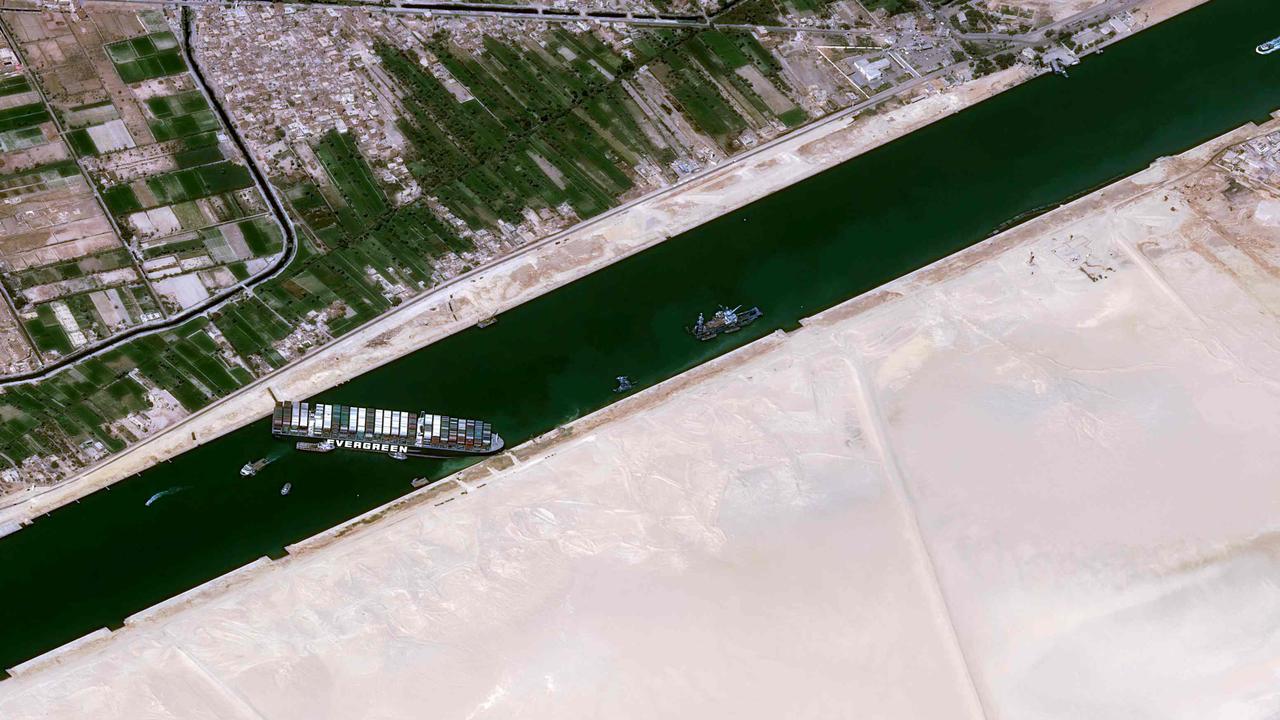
[2,104,1279,718]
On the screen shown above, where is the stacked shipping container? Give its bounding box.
[270,401,501,457]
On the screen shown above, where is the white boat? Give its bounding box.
[280,483,292,496]
[1258,37,1280,55]
[240,457,273,477]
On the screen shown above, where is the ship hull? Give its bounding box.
[271,401,504,459]
[273,433,504,459]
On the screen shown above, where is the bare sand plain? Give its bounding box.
[2,112,1278,718]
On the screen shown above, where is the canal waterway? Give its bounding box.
[2,0,1278,675]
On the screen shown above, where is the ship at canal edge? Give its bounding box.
[271,401,504,459]
[689,305,763,341]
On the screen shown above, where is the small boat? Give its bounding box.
[689,305,763,341]
[240,457,273,477]
[613,376,633,393]
[280,483,292,496]
[477,316,498,328]
[389,450,408,460]
[411,477,430,488]
[1258,37,1280,55]
[145,487,185,507]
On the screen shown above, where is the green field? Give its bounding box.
[0,162,80,202]
[0,102,49,133]
[314,130,390,233]
[102,184,142,214]
[14,249,133,288]
[145,90,217,142]
[106,32,187,84]
[362,27,796,234]
[145,162,253,204]
[65,128,98,156]
[101,162,253,214]
[0,75,30,97]
[239,217,283,256]
[24,304,73,356]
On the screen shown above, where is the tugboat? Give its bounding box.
[280,483,292,496]
[1258,36,1280,54]
[613,376,633,393]
[296,439,335,453]
[689,305,763,341]
[240,457,273,477]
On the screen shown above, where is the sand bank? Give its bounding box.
[2,109,1277,717]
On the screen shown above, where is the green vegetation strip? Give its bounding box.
[0,102,49,133]
[106,31,187,84]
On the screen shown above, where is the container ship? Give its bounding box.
[271,401,504,459]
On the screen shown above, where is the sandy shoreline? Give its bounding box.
[4,107,1276,717]
[0,0,1208,526]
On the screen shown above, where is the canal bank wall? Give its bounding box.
[0,0,1209,528]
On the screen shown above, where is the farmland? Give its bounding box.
[0,7,288,486]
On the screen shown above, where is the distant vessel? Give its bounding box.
[411,477,430,488]
[271,401,504,459]
[240,457,273,477]
[477,316,498,328]
[1259,37,1280,54]
[280,483,292,496]
[144,487,186,507]
[689,305,763,341]
[613,376,633,393]
[296,439,335,453]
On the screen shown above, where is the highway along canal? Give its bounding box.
[1,0,1278,676]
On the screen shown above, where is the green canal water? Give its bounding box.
[2,0,1278,675]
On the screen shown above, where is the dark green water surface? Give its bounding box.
[2,0,1278,675]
